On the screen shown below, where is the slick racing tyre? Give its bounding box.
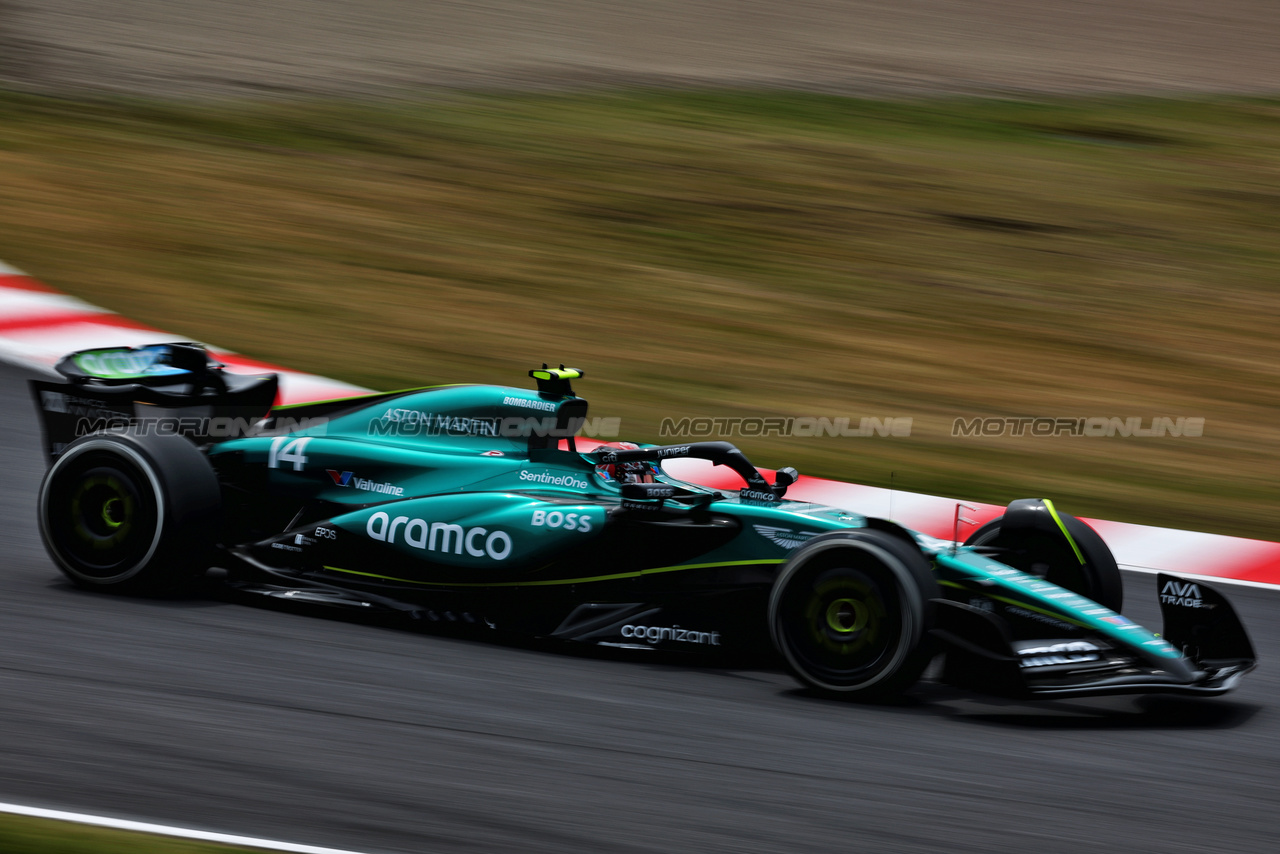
[769,530,939,699]
[965,499,1123,612]
[37,431,221,594]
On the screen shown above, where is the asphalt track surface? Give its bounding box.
[1,358,1277,853]
[8,1,1280,97]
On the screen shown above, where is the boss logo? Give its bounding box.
[530,510,593,532]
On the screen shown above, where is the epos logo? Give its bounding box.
[366,511,512,560]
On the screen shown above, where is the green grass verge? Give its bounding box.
[0,90,1276,538]
[0,812,277,853]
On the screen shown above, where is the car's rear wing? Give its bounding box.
[30,343,278,459]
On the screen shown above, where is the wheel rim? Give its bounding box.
[72,474,136,543]
[45,452,159,579]
[825,597,869,634]
[776,560,906,688]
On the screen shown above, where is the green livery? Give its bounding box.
[32,345,1256,700]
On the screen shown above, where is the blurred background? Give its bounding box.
[2,4,1279,854]
[1,0,1276,539]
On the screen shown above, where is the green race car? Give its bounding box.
[31,344,1257,700]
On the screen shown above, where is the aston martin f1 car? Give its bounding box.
[31,344,1257,700]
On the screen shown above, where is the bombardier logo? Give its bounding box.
[753,525,818,551]
[1161,580,1215,609]
[503,395,557,412]
[367,511,512,560]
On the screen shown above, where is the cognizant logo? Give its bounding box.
[366,512,512,560]
[621,624,721,645]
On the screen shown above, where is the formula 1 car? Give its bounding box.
[31,344,1257,700]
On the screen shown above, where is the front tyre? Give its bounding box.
[965,499,1123,612]
[38,432,221,593]
[768,530,939,699]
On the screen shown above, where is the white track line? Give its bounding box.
[1118,564,1280,591]
[0,802,377,854]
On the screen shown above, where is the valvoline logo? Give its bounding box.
[326,469,404,497]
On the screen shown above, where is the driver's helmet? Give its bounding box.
[593,441,659,484]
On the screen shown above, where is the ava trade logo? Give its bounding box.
[1160,579,1216,609]
[326,469,405,497]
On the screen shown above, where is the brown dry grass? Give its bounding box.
[0,92,1276,538]
[0,812,268,853]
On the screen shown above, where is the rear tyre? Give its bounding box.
[768,530,939,699]
[965,505,1123,612]
[38,432,221,593]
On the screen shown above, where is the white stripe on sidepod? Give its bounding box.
[0,802,377,854]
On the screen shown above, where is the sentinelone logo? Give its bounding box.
[519,469,589,489]
[952,416,1204,438]
[660,417,912,438]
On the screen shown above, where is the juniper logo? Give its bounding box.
[752,525,818,550]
